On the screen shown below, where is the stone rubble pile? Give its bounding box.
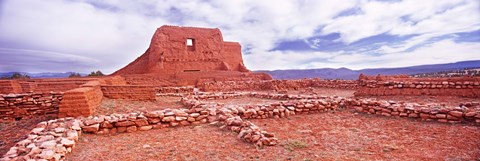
[1,117,81,161]
[217,114,278,147]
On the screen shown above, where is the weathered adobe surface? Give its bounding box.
[58,81,103,118]
[101,85,156,101]
[0,78,98,94]
[356,74,480,97]
[0,93,63,122]
[113,25,249,75]
[2,92,479,160]
[111,25,272,85]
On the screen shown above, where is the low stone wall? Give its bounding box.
[1,117,82,160]
[58,86,103,118]
[0,93,63,121]
[155,86,195,94]
[350,99,480,123]
[218,115,278,146]
[182,91,480,124]
[198,78,357,92]
[101,85,156,101]
[356,75,480,97]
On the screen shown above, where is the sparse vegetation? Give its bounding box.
[412,68,480,78]
[68,72,82,78]
[1,72,30,80]
[87,70,105,77]
[283,139,308,151]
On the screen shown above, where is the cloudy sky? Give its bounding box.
[0,0,479,74]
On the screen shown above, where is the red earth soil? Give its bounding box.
[65,109,480,161]
[2,88,479,160]
[95,96,186,115]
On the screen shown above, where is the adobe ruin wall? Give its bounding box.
[101,85,156,101]
[0,78,97,94]
[58,81,103,118]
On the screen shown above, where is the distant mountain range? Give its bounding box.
[257,60,480,80]
[1,60,479,79]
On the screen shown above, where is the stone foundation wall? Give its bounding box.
[182,92,480,124]
[0,92,63,121]
[198,78,357,92]
[356,75,480,97]
[101,85,156,101]
[155,86,195,94]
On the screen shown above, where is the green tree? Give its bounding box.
[68,72,82,78]
[88,70,105,77]
[1,72,30,79]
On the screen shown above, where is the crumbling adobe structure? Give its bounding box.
[112,25,271,85]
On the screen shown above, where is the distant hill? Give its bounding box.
[0,72,85,78]
[257,60,480,80]
[2,60,479,79]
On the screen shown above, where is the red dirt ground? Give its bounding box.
[2,88,479,160]
[66,110,480,161]
[95,96,185,115]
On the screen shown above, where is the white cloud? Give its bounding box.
[296,39,480,70]
[0,0,479,73]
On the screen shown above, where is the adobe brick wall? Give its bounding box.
[0,80,22,94]
[98,75,127,85]
[198,78,357,92]
[59,85,103,118]
[101,85,156,101]
[0,78,97,94]
[113,25,249,75]
[356,75,480,97]
[0,92,63,121]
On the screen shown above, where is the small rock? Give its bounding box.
[126,126,137,133]
[40,140,57,149]
[448,111,463,117]
[38,149,55,159]
[138,125,153,131]
[54,127,66,133]
[60,138,75,147]
[82,124,100,133]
